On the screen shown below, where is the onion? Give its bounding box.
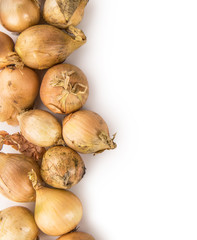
[15,24,86,69]
[62,110,117,154]
[40,63,89,114]
[18,109,63,147]
[41,146,85,189]
[43,0,88,29]
[57,232,95,240]
[29,170,83,236]
[0,31,23,69]
[0,206,38,240]
[0,0,40,33]
[0,67,39,126]
[0,153,42,202]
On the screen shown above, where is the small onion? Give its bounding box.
[0,32,23,69]
[0,0,40,33]
[57,232,95,240]
[41,146,85,189]
[0,67,39,125]
[15,24,86,69]
[18,109,63,147]
[0,206,38,240]
[0,152,42,202]
[43,0,88,29]
[40,63,89,114]
[62,110,117,154]
[29,170,83,236]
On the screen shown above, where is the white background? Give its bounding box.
[1,0,197,239]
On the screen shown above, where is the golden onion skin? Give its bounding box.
[0,153,41,202]
[41,146,86,189]
[0,0,40,33]
[0,31,14,58]
[40,63,89,114]
[0,67,39,126]
[18,109,62,147]
[62,110,117,154]
[34,187,83,236]
[0,206,38,240]
[15,25,86,69]
[43,0,88,29]
[57,232,95,240]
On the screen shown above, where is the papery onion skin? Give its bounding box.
[41,146,85,189]
[43,0,88,29]
[18,109,63,147]
[62,110,117,154]
[57,232,95,240]
[0,67,39,126]
[0,0,40,33]
[0,206,38,240]
[15,24,86,69]
[0,153,41,202]
[0,31,14,58]
[29,170,83,236]
[40,63,89,114]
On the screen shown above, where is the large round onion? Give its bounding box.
[0,67,39,125]
[15,24,86,69]
[0,0,40,32]
[0,206,38,240]
[40,63,89,114]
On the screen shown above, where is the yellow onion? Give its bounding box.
[0,0,40,33]
[29,170,83,236]
[57,232,95,240]
[40,63,89,114]
[0,153,41,202]
[18,109,63,147]
[41,146,85,189]
[15,24,86,69]
[62,110,117,154]
[0,32,23,69]
[0,67,39,126]
[43,0,88,29]
[0,206,38,240]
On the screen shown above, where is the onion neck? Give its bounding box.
[28,169,42,191]
[0,52,24,70]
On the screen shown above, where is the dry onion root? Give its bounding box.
[40,63,89,114]
[18,109,63,147]
[57,232,95,240]
[0,0,40,33]
[62,110,117,154]
[0,31,23,69]
[43,0,88,29]
[15,24,86,69]
[0,206,39,240]
[29,169,83,236]
[41,146,86,189]
[0,153,42,202]
[0,67,39,126]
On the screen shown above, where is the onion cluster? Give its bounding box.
[0,0,116,239]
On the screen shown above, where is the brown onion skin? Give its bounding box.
[0,153,42,202]
[40,63,89,114]
[15,25,86,69]
[57,232,95,240]
[41,146,85,189]
[0,67,39,125]
[62,110,116,154]
[0,31,14,58]
[0,0,40,33]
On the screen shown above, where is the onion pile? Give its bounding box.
[40,63,89,114]
[0,67,39,125]
[0,0,40,32]
[43,0,88,29]
[0,206,38,240]
[15,24,86,69]
[0,153,42,202]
